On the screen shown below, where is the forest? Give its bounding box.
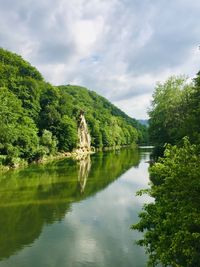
[0,48,148,168]
[133,75,200,266]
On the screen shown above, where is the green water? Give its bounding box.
[0,148,151,267]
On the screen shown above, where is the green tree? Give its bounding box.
[40,129,58,155]
[183,71,200,144]
[0,87,39,163]
[132,138,200,267]
[56,115,78,151]
[148,76,192,147]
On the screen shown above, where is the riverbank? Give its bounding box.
[0,143,138,172]
[0,150,92,172]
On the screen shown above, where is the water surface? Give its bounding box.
[0,148,151,267]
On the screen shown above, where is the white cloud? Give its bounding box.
[114,93,152,119]
[73,17,104,55]
[0,0,200,118]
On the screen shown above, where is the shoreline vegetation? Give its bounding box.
[0,143,138,172]
[133,75,200,267]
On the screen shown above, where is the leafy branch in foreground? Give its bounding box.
[132,138,200,267]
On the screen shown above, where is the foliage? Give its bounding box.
[58,85,144,147]
[40,130,58,155]
[0,47,147,166]
[133,73,200,266]
[185,71,200,143]
[0,87,39,162]
[148,74,200,149]
[148,76,193,147]
[132,139,200,266]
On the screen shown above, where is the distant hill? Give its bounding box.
[138,119,149,126]
[0,48,148,166]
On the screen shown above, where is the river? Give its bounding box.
[0,147,152,267]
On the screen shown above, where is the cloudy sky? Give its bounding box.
[0,0,200,119]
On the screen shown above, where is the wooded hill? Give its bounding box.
[0,48,148,166]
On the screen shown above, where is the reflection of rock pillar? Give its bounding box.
[78,111,91,151]
[78,155,91,194]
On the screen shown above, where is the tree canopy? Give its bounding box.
[133,139,200,266]
[0,48,148,167]
[133,74,200,266]
[148,75,200,148]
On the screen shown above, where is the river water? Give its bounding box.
[0,147,152,267]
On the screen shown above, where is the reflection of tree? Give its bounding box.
[78,155,91,194]
[0,203,68,260]
[0,147,141,261]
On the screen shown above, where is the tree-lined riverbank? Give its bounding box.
[133,75,200,267]
[0,48,148,169]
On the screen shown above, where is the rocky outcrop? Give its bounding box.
[77,111,91,154]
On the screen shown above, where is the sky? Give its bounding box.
[0,0,200,119]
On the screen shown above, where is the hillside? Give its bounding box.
[0,48,148,166]
[138,119,149,127]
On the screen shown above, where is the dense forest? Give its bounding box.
[0,48,148,168]
[133,75,200,266]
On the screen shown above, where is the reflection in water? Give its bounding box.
[78,155,91,194]
[0,148,149,267]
